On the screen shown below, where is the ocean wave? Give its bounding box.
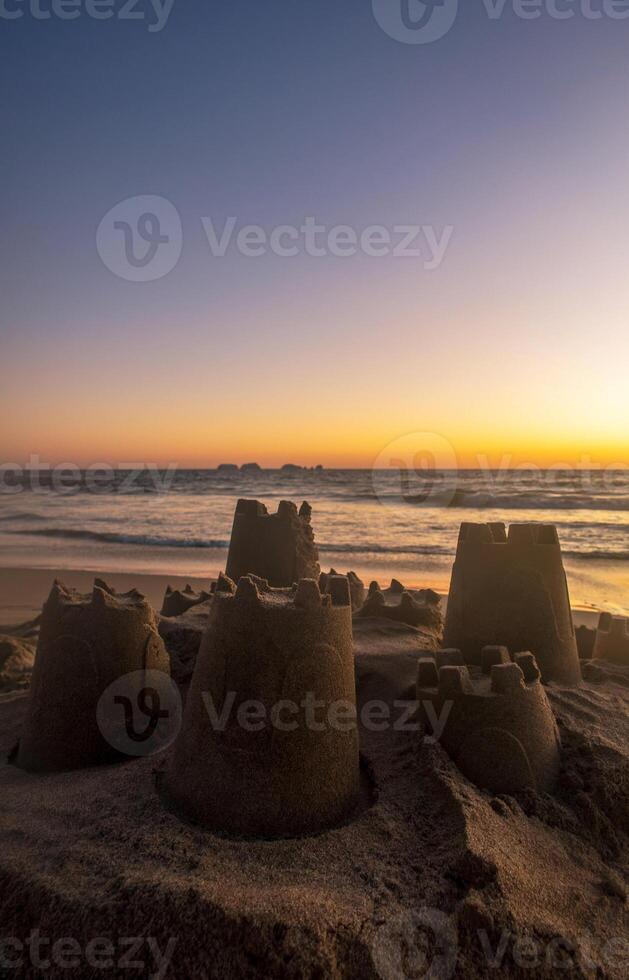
[366,491,629,511]
[5,527,629,561]
[9,528,230,549]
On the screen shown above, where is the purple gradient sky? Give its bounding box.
[1,2,628,466]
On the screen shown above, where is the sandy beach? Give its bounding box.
[0,565,602,631]
[0,561,627,978]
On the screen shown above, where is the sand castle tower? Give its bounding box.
[163,575,359,837]
[417,650,561,794]
[592,613,629,666]
[17,580,171,772]
[225,499,320,588]
[319,569,366,610]
[443,523,580,685]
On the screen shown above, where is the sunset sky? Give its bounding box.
[2,3,628,469]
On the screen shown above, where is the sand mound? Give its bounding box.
[0,636,35,693]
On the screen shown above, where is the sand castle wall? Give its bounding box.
[225,499,320,588]
[443,522,581,685]
[160,584,212,618]
[357,581,442,631]
[163,575,359,837]
[17,580,170,772]
[417,649,561,794]
[592,613,629,666]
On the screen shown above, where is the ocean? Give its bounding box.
[1,468,628,615]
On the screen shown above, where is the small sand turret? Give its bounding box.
[319,569,366,610]
[443,522,580,685]
[163,575,359,837]
[16,580,170,772]
[225,499,320,588]
[592,613,629,666]
[417,650,561,794]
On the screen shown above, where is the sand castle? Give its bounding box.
[225,499,320,587]
[163,575,359,837]
[443,522,581,685]
[417,648,561,794]
[357,580,442,631]
[16,579,170,772]
[160,584,212,618]
[592,613,629,666]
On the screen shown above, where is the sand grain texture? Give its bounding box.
[0,619,627,978]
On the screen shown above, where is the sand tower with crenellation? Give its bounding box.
[443,522,581,685]
[17,579,170,772]
[417,649,561,794]
[592,613,629,666]
[163,574,360,837]
[225,499,320,587]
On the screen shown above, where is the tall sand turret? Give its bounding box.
[443,522,581,685]
[225,499,320,587]
[17,580,170,772]
[592,613,629,666]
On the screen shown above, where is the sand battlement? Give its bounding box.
[218,573,352,610]
[164,575,359,837]
[417,648,561,794]
[444,521,580,684]
[457,521,561,549]
[420,652,541,701]
[225,498,320,588]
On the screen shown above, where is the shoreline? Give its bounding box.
[0,565,602,630]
